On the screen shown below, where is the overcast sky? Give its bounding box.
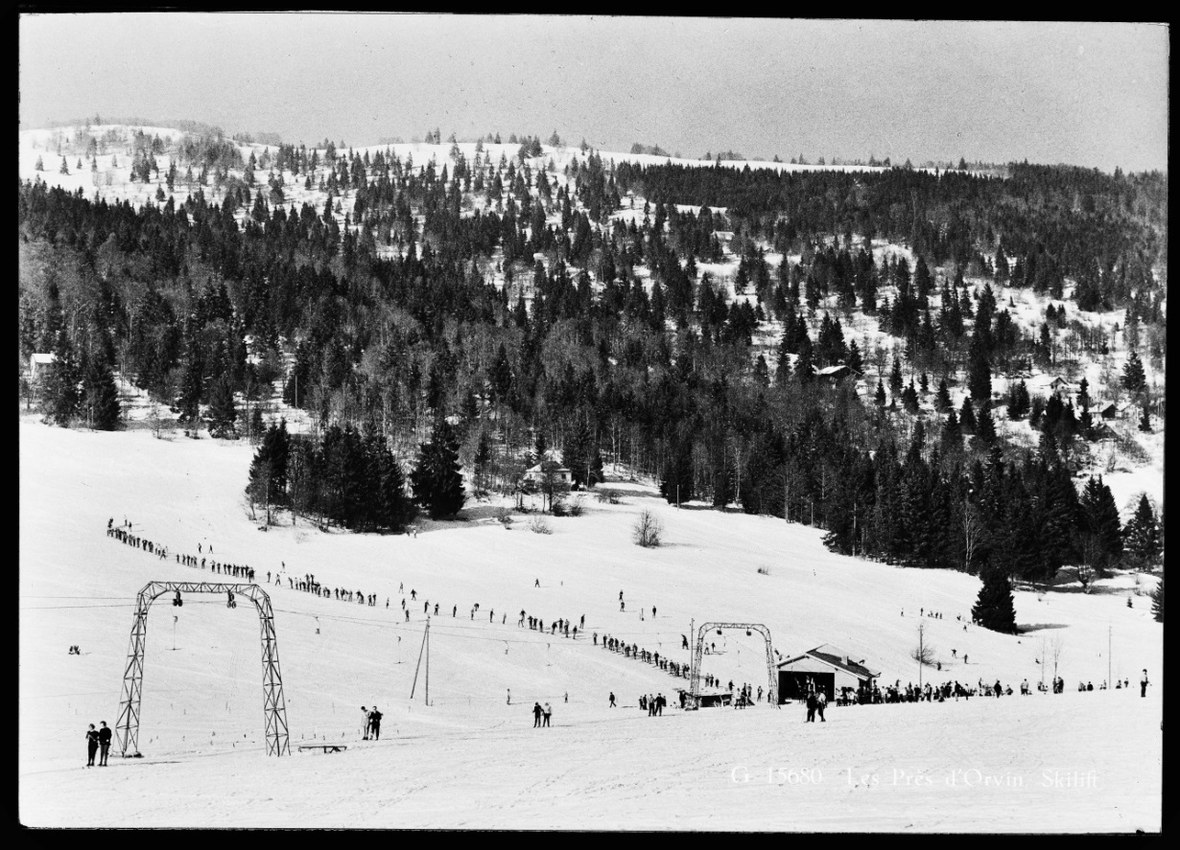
[18,15,1170,172]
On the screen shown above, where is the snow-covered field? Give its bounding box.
[18,416,1162,831]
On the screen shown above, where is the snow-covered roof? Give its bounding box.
[778,644,879,680]
[525,460,570,475]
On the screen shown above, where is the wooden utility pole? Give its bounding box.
[918,622,924,689]
[410,616,431,705]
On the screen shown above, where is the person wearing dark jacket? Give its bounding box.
[533,702,543,727]
[97,721,112,765]
[805,691,817,722]
[369,707,383,740]
[85,724,99,767]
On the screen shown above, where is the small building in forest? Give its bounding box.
[777,644,879,703]
[522,460,571,489]
[814,364,861,385]
[28,352,56,383]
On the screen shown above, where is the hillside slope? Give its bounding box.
[18,415,1162,830]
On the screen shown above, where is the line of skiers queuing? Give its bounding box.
[102,520,1157,710]
[847,672,1145,706]
[108,518,255,580]
[107,519,596,652]
[84,720,112,767]
[360,705,383,740]
[596,632,692,682]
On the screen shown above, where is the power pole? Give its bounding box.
[411,616,431,705]
[918,622,924,689]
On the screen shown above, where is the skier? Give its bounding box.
[361,706,370,740]
[369,706,383,740]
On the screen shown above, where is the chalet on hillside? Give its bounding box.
[1047,376,1077,399]
[522,460,571,490]
[777,644,879,704]
[813,364,861,385]
[28,352,56,383]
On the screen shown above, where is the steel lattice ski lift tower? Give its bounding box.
[688,621,777,708]
[115,581,291,757]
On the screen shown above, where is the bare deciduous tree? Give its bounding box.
[1049,636,1065,684]
[962,502,984,573]
[633,509,663,548]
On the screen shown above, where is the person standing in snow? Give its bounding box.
[85,724,99,767]
[368,707,383,740]
[97,721,112,765]
[816,691,826,721]
[361,706,370,740]
[1141,669,1149,697]
[805,690,817,722]
[533,702,543,728]
[542,702,552,727]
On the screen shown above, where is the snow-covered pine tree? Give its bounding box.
[974,403,996,446]
[660,437,695,505]
[411,417,465,519]
[41,333,81,427]
[1138,400,1152,433]
[1122,351,1146,393]
[205,375,238,438]
[1122,494,1161,566]
[972,567,1017,634]
[1079,476,1123,569]
[934,378,952,413]
[959,396,977,433]
[83,354,121,431]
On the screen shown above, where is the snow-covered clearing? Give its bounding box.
[18,416,1162,831]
